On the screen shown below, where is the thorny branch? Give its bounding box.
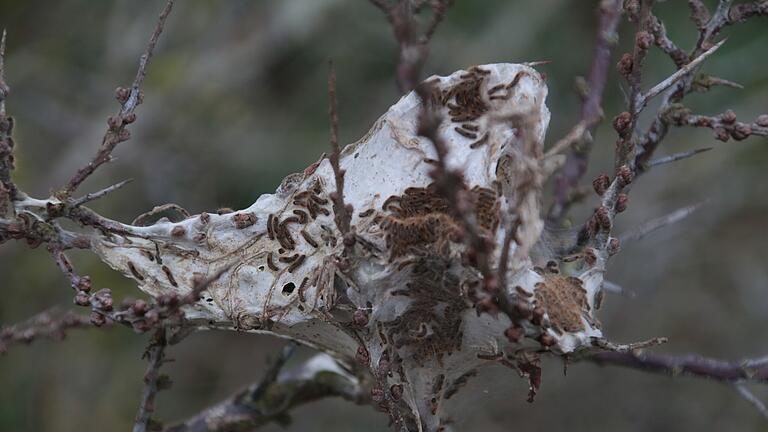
[63,0,175,196]
[549,0,623,224]
[0,308,93,354]
[588,350,768,385]
[634,0,768,169]
[134,327,170,432]
[327,61,353,253]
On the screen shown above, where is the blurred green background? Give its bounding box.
[0,1,766,430]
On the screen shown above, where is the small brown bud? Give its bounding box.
[131,299,148,315]
[539,333,556,347]
[199,212,211,224]
[74,292,91,307]
[513,301,533,320]
[635,31,652,50]
[353,309,369,327]
[216,207,233,215]
[531,307,545,326]
[617,53,633,76]
[107,115,121,130]
[756,115,768,127]
[713,127,730,142]
[170,226,186,237]
[624,0,640,17]
[356,346,370,365]
[123,113,137,124]
[721,110,737,124]
[731,123,752,141]
[615,194,628,213]
[90,312,106,327]
[617,165,633,187]
[390,384,404,401]
[592,174,610,196]
[117,129,131,141]
[75,275,92,292]
[612,112,632,136]
[93,288,113,311]
[115,87,130,103]
[595,207,611,230]
[608,237,621,256]
[505,326,524,343]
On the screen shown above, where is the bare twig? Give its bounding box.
[588,350,768,384]
[647,147,713,169]
[72,178,133,206]
[134,327,169,432]
[0,308,93,354]
[619,202,706,244]
[613,0,655,172]
[664,108,768,142]
[327,61,352,252]
[588,349,768,418]
[733,383,768,420]
[63,0,175,195]
[591,336,668,353]
[601,280,637,298]
[637,38,725,109]
[549,0,624,224]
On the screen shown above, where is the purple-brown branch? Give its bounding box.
[635,0,768,169]
[63,0,175,196]
[0,308,93,355]
[327,60,353,254]
[548,0,623,224]
[134,327,170,432]
[588,351,768,384]
[662,107,768,144]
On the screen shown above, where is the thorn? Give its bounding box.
[648,147,713,168]
[72,179,134,206]
[706,76,744,90]
[524,60,552,67]
[602,280,637,298]
[591,336,668,353]
[641,38,726,107]
[620,201,708,244]
[733,383,768,420]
